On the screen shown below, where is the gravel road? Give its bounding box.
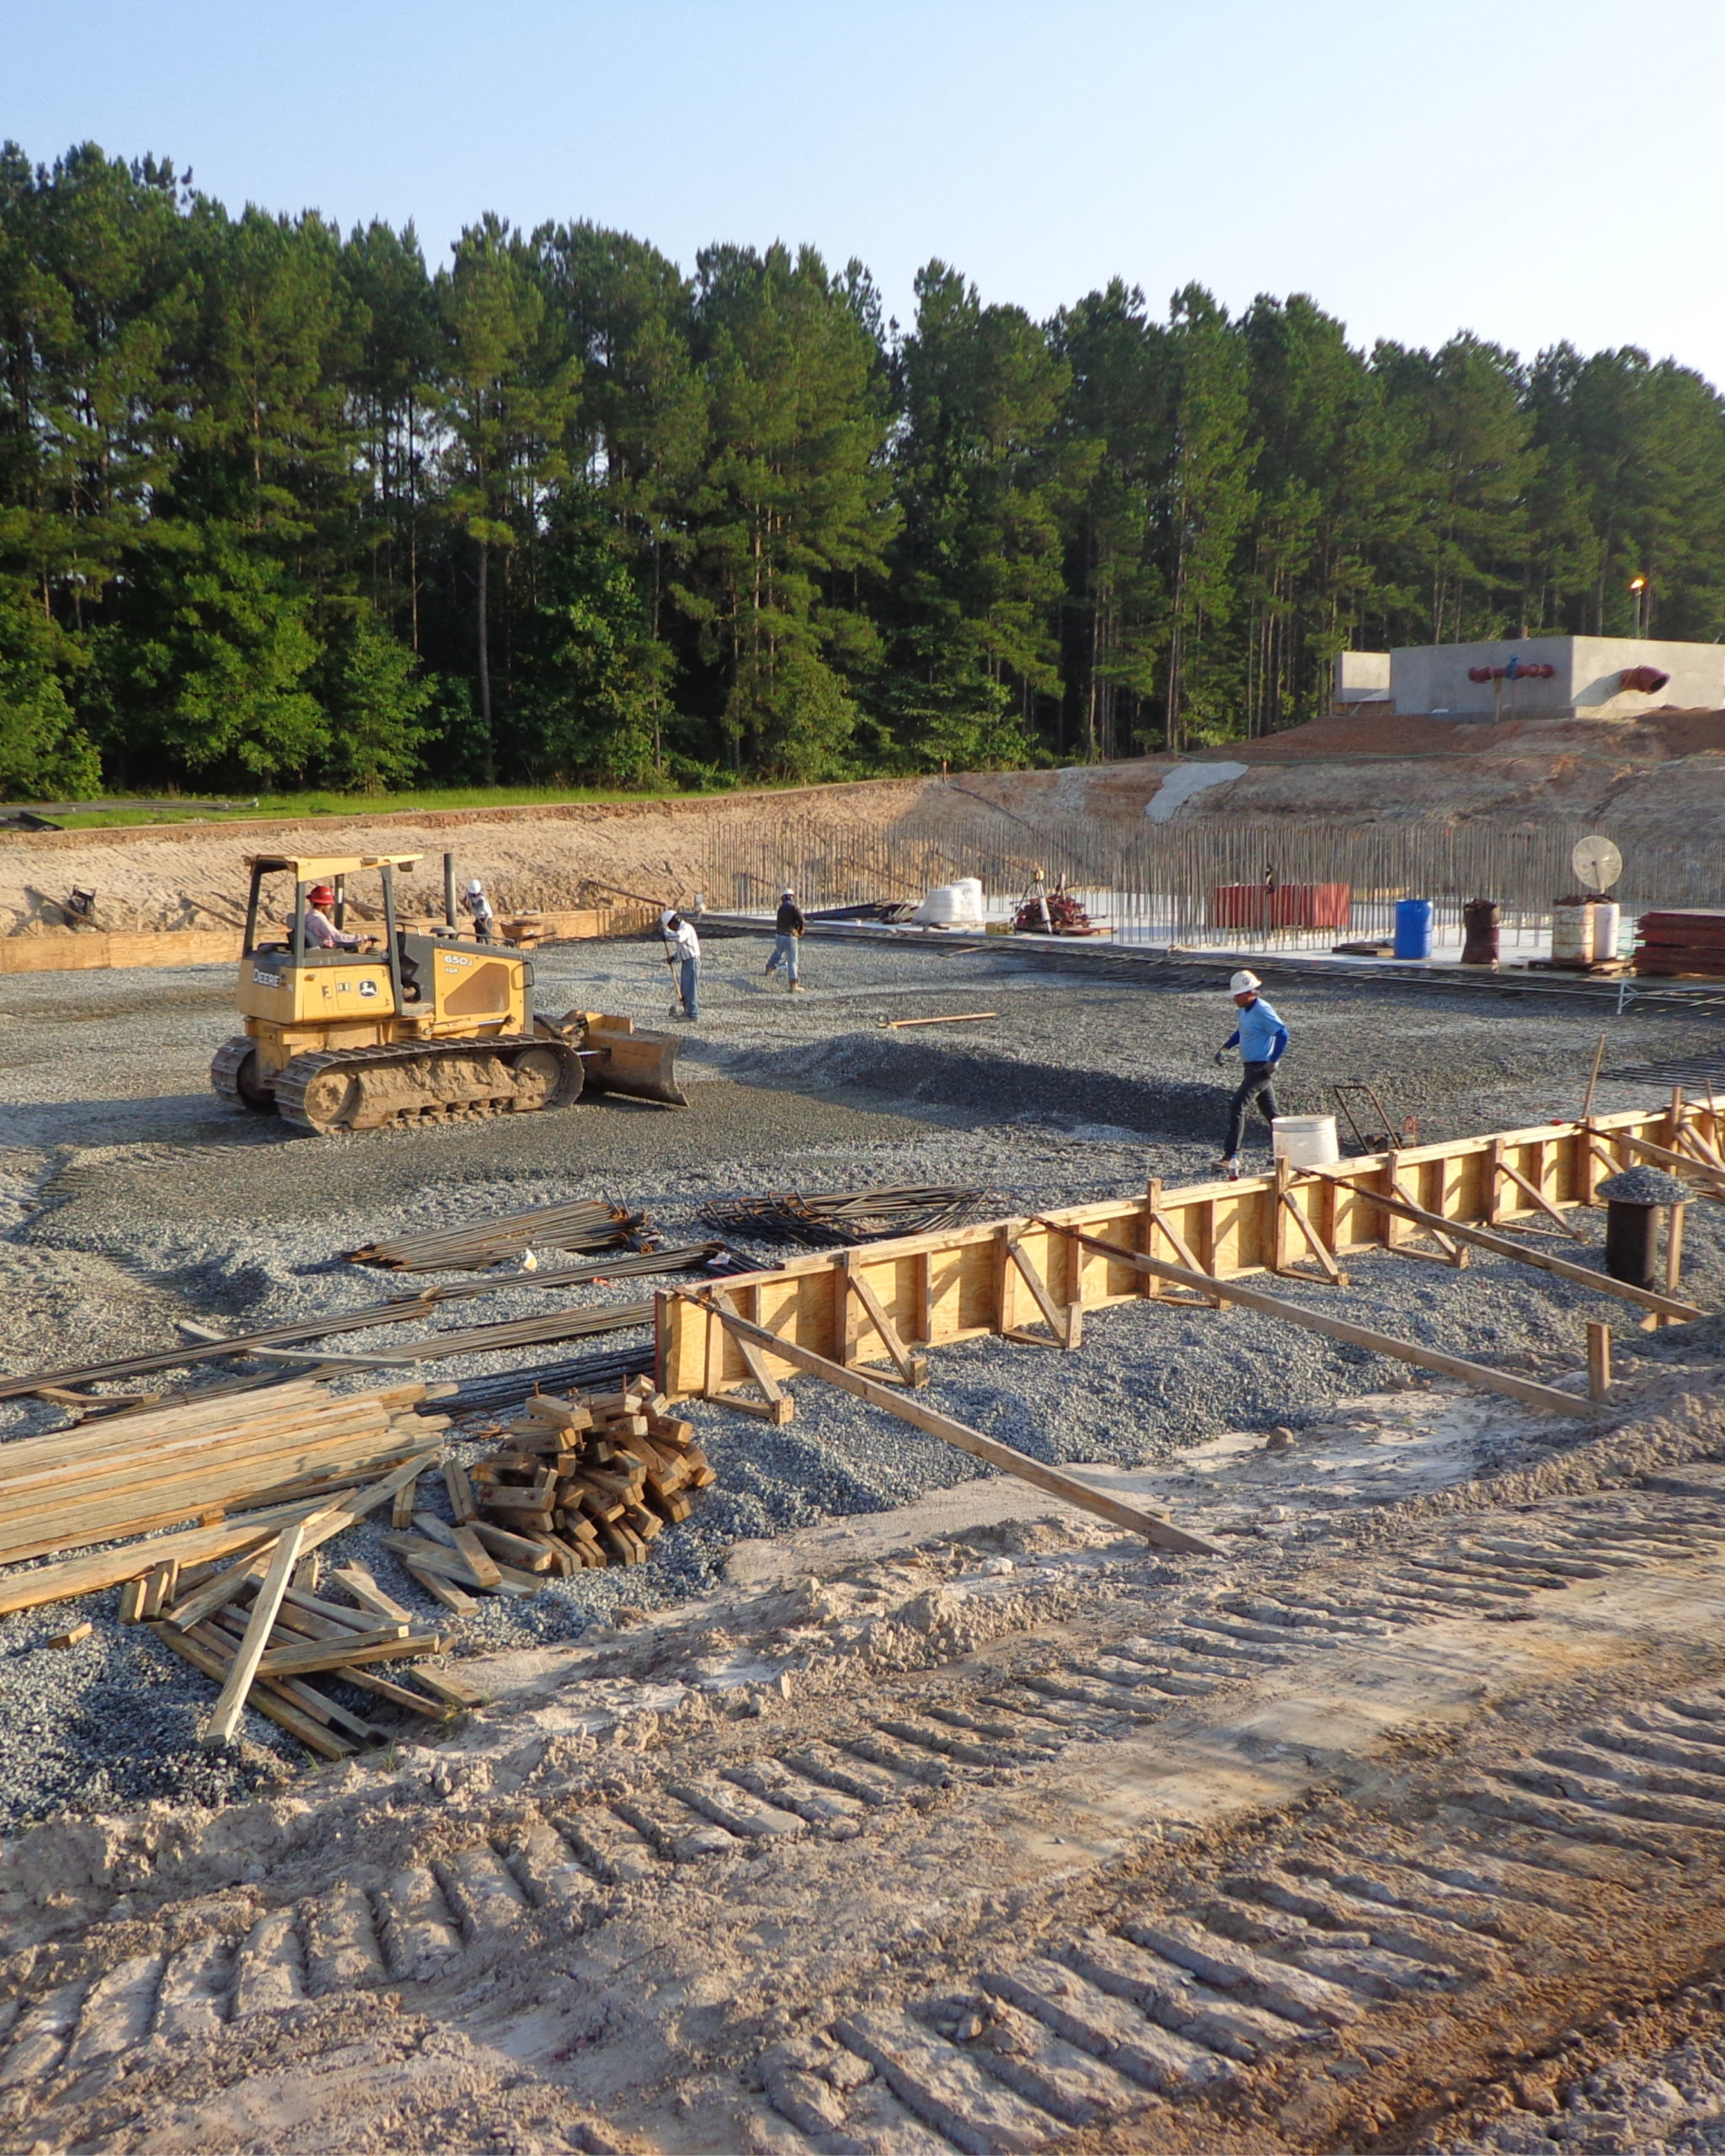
[0,930,1721,1825]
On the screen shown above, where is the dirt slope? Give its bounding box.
[5,707,1722,939]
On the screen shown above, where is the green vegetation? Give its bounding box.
[19,781,758,827]
[4,141,1725,800]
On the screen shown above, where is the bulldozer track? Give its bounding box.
[270,1033,584,1135]
[11,1477,1725,2151]
[208,1035,274,1111]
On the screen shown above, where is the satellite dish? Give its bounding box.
[1573,835,1623,893]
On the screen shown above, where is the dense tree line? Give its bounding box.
[4,142,1724,798]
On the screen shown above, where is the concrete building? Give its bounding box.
[1334,636,1724,720]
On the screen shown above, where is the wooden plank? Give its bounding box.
[203,1518,312,1747]
[150,1622,355,1760]
[254,1629,444,1677]
[1611,1127,1725,1198]
[1277,1183,1348,1285]
[325,1563,415,1624]
[731,1331,796,1424]
[847,1266,932,1381]
[687,1295,1222,1556]
[1006,1236,1083,1348]
[1496,1152,1584,1240]
[1042,1220,1595,1418]
[1301,1173,1702,1321]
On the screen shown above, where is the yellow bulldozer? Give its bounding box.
[210,852,686,1135]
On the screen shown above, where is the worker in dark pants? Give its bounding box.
[764,887,805,990]
[1213,969,1289,1178]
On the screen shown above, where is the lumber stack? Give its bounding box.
[0,1377,448,1568]
[1636,910,1725,979]
[133,1459,482,1758]
[380,1381,715,1597]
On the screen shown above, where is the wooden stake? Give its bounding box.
[1580,1033,1607,1123]
[685,1294,1221,1555]
[203,1518,312,1748]
[1666,1202,1688,1303]
[1587,1321,1612,1401]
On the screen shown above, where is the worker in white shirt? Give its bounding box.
[462,878,498,942]
[661,910,701,1020]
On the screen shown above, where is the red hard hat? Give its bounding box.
[307,883,336,906]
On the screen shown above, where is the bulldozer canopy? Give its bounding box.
[247,853,423,881]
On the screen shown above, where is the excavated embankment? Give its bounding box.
[6,704,1725,940]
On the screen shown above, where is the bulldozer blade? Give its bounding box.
[584,1024,688,1107]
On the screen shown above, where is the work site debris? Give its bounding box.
[0,1242,730,1406]
[387,1382,716,1589]
[346,1196,642,1272]
[697,1183,986,1248]
[133,1458,477,1758]
[0,1376,448,1572]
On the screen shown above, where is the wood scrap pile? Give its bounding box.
[381,1381,715,1597]
[0,1377,448,1569]
[346,1197,643,1272]
[140,1459,481,1758]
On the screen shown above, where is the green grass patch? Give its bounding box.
[19,779,780,830]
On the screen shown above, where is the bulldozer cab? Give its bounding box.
[239,853,537,1038]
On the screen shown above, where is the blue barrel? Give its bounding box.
[1394,898,1434,960]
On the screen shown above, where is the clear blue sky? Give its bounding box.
[8,0,1724,382]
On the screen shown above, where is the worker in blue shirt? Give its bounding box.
[1213,969,1289,1177]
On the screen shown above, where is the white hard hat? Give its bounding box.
[466,878,485,895]
[781,887,795,898]
[1229,969,1262,994]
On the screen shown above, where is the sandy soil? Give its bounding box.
[7,706,1725,938]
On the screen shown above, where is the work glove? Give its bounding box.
[1213,1050,1229,1068]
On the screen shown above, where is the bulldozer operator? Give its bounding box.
[299,883,377,953]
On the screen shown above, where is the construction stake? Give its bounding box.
[1588,1321,1612,1401]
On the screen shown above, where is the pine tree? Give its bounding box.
[434,216,577,776]
[879,262,1067,770]
[1160,287,1256,751]
[676,243,894,781]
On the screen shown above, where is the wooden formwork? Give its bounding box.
[658,1102,1721,1400]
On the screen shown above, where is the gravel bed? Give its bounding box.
[0,931,1721,1826]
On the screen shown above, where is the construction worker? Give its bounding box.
[661,909,701,1021]
[462,878,498,942]
[1213,969,1289,1177]
[764,887,806,990]
[298,883,377,952]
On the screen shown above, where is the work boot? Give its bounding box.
[1213,1155,1242,1181]
[762,961,775,975]
[789,982,804,993]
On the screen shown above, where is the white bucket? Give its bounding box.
[913,877,985,927]
[1272,1113,1339,1169]
[1589,899,1621,962]
[1551,896,1594,965]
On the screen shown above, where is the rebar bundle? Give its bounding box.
[706,805,1725,955]
[697,1183,986,1247]
[346,1198,640,1272]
